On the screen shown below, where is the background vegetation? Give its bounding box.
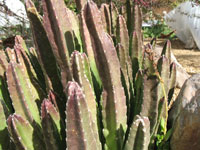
[0,0,199,48]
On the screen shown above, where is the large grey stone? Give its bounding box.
[169,74,200,125]
[169,74,200,150]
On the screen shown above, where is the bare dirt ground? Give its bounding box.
[146,38,200,75]
[162,39,200,75]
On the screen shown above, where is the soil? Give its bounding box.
[157,38,200,75]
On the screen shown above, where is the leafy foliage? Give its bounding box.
[143,21,175,38]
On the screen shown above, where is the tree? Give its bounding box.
[0,0,30,48]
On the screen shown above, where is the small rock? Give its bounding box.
[169,74,200,150]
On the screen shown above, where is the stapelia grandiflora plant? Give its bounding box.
[0,0,176,150]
